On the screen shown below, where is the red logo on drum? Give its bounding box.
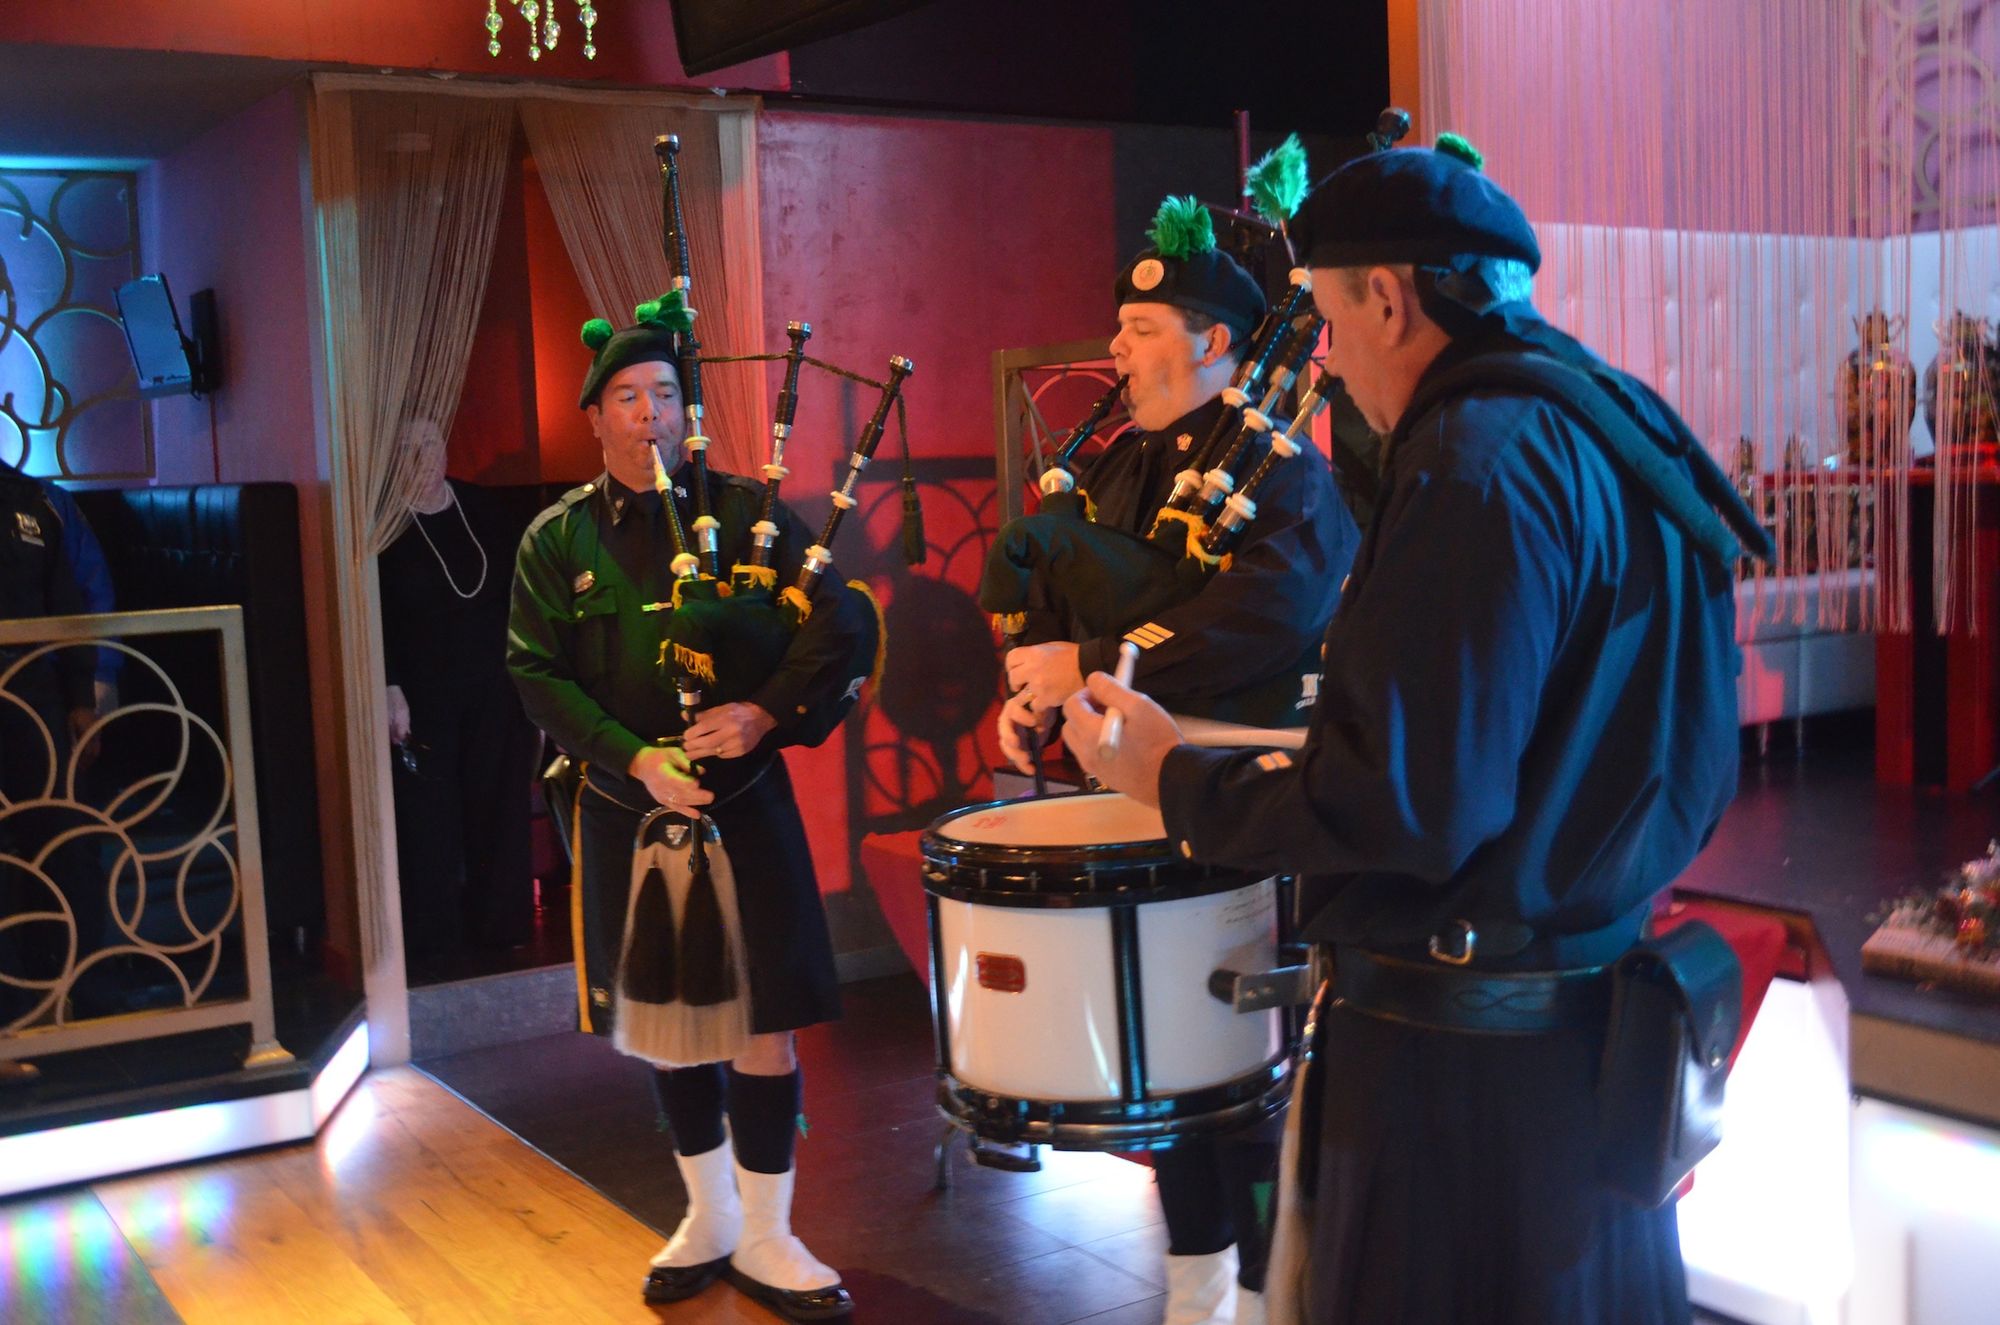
[976,953,1028,993]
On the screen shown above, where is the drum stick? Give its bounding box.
[1100,640,1141,754]
[1027,724,1047,799]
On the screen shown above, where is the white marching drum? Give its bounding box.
[921,791,1292,1151]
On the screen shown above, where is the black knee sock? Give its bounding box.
[1153,1142,1233,1257]
[653,1063,727,1157]
[727,1065,803,1175]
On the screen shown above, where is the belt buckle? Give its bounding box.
[1427,919,1478,967]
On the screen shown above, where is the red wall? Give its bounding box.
[134,87,1130,966]
[522,159,604,484]
[5,2,786,91]
[754,108,1116,944]
[446,133,541,486]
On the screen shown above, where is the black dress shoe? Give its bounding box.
[642,1255,728,1303]
[724,1266,854,1320]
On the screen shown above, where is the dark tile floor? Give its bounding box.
[419,975,1171,1324]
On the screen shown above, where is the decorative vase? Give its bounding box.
[1921,312,2000,464]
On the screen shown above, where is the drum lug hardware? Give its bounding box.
[1209,964,1315,1012]
[968,1137,1043,1173]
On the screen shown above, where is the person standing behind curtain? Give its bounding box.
[378,423,539,968]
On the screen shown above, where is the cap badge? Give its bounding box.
[1131,258,1165,292]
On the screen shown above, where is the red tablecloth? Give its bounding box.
[1655,897,1789,1070]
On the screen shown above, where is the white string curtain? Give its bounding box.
[309,83,514,1037]
[1421,0,2000,635]
[520,97,767,474]
[314,89,515,558]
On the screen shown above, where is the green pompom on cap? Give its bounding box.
[580,317,615,351]
[1146,195,1216,262]
[1246,134,1311,225]
[633,298,662,323]
[1434,132,1484,171]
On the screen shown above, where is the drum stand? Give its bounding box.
[933,1126,1043,1191]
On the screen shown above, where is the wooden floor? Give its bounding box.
[0,1068,782,1324]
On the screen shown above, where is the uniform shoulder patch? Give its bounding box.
[523,485,596,545]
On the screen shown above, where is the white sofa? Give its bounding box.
[1735,570,1876,728]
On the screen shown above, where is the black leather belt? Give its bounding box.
[1331,945,1610,1035]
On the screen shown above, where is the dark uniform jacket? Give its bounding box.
[507,464,876,806]
[1156,309,1741,968]
[1074,396,1359,723]
[507,462,873,1035]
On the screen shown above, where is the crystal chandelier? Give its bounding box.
[485,0,600,61]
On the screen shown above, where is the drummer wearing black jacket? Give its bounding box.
[1066,139,1743,1325]
[1000,204,1359,1325]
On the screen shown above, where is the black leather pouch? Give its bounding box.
[1596,920,1742,1206]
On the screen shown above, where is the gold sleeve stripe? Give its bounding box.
[1124,622,1174,649]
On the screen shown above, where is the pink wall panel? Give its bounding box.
[754,108,1116,940]
[137,84,356,959]
[139,87,316,487]
[3,1,786,91]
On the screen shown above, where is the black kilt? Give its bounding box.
[575,755,841,1040]
[1301,1003,1691,1325]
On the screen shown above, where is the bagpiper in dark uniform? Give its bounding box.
[997,199,1358,1325]
[507,299,874,1321]
[1065,139,1753,1325]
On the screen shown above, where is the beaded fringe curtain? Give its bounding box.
[309,85,516,1042]
[1422,0,2000,634]
[307,80,765,1057]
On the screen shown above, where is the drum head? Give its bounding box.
[921,792,1254,905]
[933,792,1166,848]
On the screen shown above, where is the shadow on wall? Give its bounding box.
[848,455,1004,840]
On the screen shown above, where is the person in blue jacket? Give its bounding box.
[1065,138,1745,1325]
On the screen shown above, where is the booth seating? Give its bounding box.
[1736,570,1875,733]
[73,484,324,951]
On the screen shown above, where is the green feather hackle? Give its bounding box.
[642,287,696,334]
[1146,195,1215,261]
[1246,134,1310,224]
[580,317,614,351]
[1434,132,1484,170]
